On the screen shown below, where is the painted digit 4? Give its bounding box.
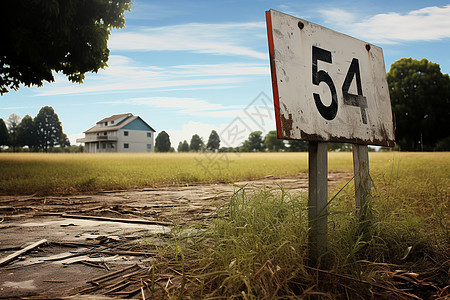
[342,58,368,124]
[311,46,368,124]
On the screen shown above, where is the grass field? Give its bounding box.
[0,152,322,195]
[0,151,448,298]
[1,151,448,196]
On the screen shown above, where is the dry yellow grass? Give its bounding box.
[0,152,448,196]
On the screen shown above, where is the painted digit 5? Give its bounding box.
[312,46,338,120]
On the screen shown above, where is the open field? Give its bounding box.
[0,152,448,298]
[0,152,328,195]
[1,152,448,196]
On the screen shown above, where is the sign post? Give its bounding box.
[266,9,395,265]
[352,144,370,210]
[308,141,328,263]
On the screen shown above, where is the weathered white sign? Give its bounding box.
[266,10,395,146]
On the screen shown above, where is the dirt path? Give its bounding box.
[0,172,351,299]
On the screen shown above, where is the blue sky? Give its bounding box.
[1,0,449,148]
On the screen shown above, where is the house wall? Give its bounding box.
[117,129,154,153]
[85,142,97,153]
[84,142,118,153]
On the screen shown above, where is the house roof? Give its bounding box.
[84,114,155,133]
[96,113,132,124]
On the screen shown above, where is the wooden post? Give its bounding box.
[308,141,328,264]
[352,144,370,210]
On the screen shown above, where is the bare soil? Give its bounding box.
[0,172,351,299]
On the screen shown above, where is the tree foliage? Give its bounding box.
[17,115,38,149]
[6,113,21,151]
[206,130,220,152]
[241,131,265,152]
[155,131,171,152]
[34,106,65,152]
[387,58,450,151]
[190,134,204,152]
[0,119,8,149]
[1,0,132,94]
[264,131,284,152]
[287,140,308,152]
[177,140,190,152]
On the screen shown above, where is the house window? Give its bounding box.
[104,132,107,135]
[110,143,115,149]
[111,120,115,124]
[124,143,129,149]
[147,132,152,138]
[102,143,106,149]
[104,122,108,126]
[124,131,129,136]
[147,144,151,150]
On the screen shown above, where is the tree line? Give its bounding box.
[155,129,313,153]
[0,106,72,152]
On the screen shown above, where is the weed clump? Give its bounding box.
[152,177,448,299]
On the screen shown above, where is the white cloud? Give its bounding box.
[31,21,270,97]
[319,8,356,26]
[36,77,241,96]
[109,22,267,59]
[104,97,245,118]
[171,63,269,77]
[353,5,450,43]
[35,60,268,96]
[320,5,450,44]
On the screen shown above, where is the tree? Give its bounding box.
[264,130,284,152]
[206,130,220,152]
[387,58,450,151]
[155,131,171,152]
[287,140,308,152]
[34,106,64,152]
[1,0,132,94]
[182,140,189,152]
[6,113,21,152]
[190,134,204,152]
[0,119,8,150]
[177,140,189,152]
[59,133,71,148]
[241,131,265,152]
[177,140,190,152]
[17,115,38,149]
[177,141,183,153]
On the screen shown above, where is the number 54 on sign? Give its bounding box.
[266,10,394,147]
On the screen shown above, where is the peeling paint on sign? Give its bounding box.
[280,113,293,137]
[266,10,395,147]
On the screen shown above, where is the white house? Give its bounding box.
[76,113,156,153]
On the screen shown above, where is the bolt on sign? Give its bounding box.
[266,10,394,147]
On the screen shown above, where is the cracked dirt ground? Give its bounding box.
[0,172,351,299]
